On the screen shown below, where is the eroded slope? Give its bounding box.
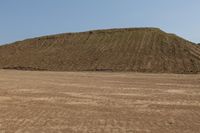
[0,28,200,73]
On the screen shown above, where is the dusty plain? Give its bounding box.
[0,70,200,133]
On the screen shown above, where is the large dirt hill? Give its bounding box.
[0,28,200,73]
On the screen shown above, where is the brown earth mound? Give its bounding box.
[0,28,200,73]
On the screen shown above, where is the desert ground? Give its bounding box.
[0,70,200,133]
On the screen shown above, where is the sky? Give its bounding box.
[0,0,200,45]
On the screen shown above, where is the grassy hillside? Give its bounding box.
[0,28,200,73]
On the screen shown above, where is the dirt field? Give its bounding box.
[0,70,200,133]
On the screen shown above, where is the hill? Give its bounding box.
[0,28,200,73]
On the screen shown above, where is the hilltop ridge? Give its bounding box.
[0,28,200,73]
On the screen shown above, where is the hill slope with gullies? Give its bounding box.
[0,28,200,73]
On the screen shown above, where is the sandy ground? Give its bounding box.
[0,70,200,133]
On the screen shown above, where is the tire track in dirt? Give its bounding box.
[0,71,199,132]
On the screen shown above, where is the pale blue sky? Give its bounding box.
[0,0,200,45]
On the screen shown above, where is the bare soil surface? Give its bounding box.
[1,28,200,73]
[0,70,200,133]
